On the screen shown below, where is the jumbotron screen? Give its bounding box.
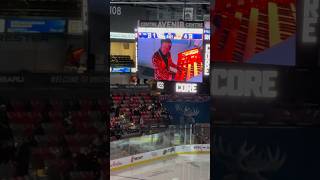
[137,21,204,83]
[211,0,296,66]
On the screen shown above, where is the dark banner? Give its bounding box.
[296,0,320,67]
[110,84,150,90]
[0,73,107,87]
[210,63,320,103]
[110,5,147,33]
[163,100,210,124]
[213,126,320,180]
[210,64,289,100]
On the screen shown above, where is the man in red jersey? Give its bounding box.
[152,39,179,81]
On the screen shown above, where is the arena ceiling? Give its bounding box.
[111,0,210,5]
[0,0,81,17]
[0,0,210,19]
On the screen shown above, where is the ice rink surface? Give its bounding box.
[110,154,210,180]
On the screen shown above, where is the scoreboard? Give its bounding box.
[137,28,203,40]
[137,21,207,95]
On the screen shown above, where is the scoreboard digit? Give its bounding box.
[148,32,158,39]
[182,33,193,40]
[139,32,158,39]
[164,33,176,39]
[182,33,202,40]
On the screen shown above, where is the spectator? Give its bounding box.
[15,138,31,176]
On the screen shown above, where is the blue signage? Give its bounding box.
[6,19,66,33]
[182,33,202,40]
[138,32,202,40]
[139,32,158,39]
[111,67,131,73]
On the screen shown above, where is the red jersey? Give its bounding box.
[152,50,178,81]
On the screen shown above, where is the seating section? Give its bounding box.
[0,98,107,179]
[110,92,169,141]
[110,55,134,67]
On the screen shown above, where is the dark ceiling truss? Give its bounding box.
[0,0,82,18]
[110,0,210,4]
[110,0,210,15]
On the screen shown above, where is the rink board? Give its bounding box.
[110,144,210,171]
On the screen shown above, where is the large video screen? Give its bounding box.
[211,0,296,66]
[137,22,204,83]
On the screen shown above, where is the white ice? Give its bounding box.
[110,154,210,180]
